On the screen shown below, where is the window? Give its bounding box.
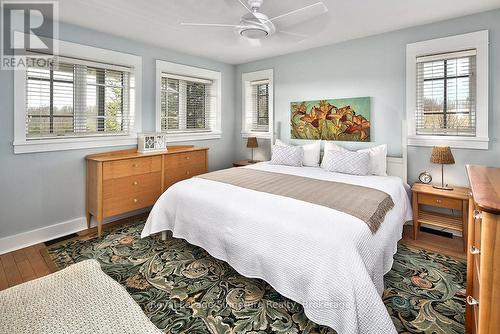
[156,60,221,142]
[406,31,489,149]
[14,35,142,154]
[26,58,132,139]
[242,69,273,139]
[416,51,476,136]
[160,75,212,132]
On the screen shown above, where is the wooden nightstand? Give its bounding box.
[412,183,470,251]
[232,160,263,167]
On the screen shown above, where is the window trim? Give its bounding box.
[155,60,222,142]
[241,69,274,139]
[406,30,489,149]
[13,33,142,154]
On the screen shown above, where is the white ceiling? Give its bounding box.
[57,0,500,64]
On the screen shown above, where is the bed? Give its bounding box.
[141,154,412,333]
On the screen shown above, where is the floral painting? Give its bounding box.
[291,97,371,141]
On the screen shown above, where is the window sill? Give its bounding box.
[163,131,222,143]
[241,132,272,140]
[408,135,489,150]
[13,135,138,154]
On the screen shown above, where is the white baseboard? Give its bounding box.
[0,217,87,255]
[0,208,150,255]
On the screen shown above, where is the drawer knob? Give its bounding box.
[133,181,138,186]
[466,296,479,306]
[186,170,190,175]
[474,210,482,220]
[133,198,138,203]
[185,156,190,160]
[436,199,442,204]
[132,163,138,168]
[470,246,481,255]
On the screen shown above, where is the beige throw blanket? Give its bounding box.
[197,168,394,233]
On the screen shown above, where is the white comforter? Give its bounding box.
[142,163,412,334]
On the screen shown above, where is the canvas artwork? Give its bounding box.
[290,97,371,141]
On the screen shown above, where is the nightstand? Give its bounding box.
[232,160,263,167]
[412,183,470,251]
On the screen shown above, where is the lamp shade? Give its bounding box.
[431,146,455,165]
[246,137,258,148]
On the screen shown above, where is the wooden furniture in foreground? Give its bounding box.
[465,165,500,334]
[411,183,470,251]
[86,146,208,236]
[232,160,263,167]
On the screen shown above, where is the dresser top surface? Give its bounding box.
[467,165,500,214]
[86,145,208,162]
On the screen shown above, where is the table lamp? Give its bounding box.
[431,146,455,190]
[246,137,258,163]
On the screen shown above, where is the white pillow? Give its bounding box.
[320,142,347,169]
[323,141,348,153]
[269,145,303,167]
[321,143,387,176]
[322,150,370,176]
[358,144,387,176]
[275,139,320,167]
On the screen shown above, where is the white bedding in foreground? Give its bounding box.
[142,163,412,334]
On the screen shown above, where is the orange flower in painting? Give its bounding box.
[291,102,307,118]
[344,114,370,141]
[301,100,335,128]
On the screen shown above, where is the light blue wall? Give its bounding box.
[2,9,500,240]
[0,21,237,238]
[235,9,500,187]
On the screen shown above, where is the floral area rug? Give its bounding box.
[47,220,466,334]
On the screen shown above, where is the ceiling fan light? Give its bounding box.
[240,28,268,39]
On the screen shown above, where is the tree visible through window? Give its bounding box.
[256,83,269,128]
[160,75,213,132]
[26,59,130,139]
[416,54,476,136]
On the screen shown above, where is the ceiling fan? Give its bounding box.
[181,0,328,41]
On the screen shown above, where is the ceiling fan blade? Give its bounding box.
[270,2,328,28]
[181,23,241,28]
[236,0,254,15]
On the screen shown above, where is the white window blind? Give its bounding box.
[416,50,476,136]
[248,79,270,132]
[160,73,216,133]
[26,56,133,139]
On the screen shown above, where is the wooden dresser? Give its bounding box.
[86,146,208,236]
[466,165,500,334]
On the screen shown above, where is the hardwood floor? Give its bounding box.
[0,217,465,291]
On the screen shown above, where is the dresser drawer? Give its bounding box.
[164,150,207,189]
[418,193,463,210]
[103,186,161,217]
[103,172,162,198]
[164,164,207,189]
[103,156,162,180]
[165,150,207,170]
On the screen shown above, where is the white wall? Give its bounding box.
[234,9,500,187]
[0,21,237,242]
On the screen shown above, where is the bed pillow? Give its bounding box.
[358,144,387,176]
[322,150,370,176]
[323,141,348,153]
[269,144,303,167]
[321,143,387,176]
[275,139,320,167]
[320,142,348,169]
